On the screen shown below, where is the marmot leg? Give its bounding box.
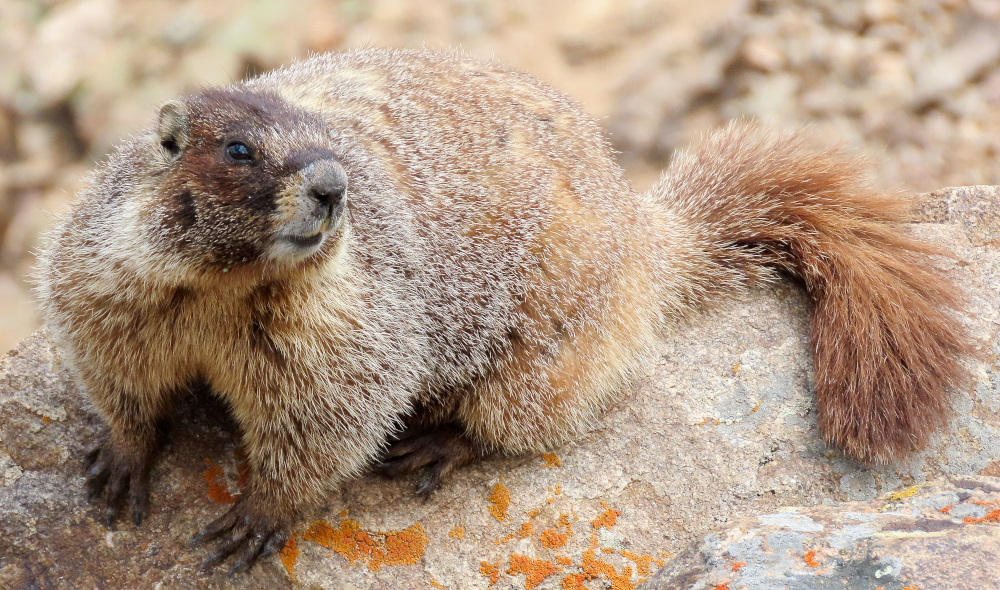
[84,382,183,527]
[193,376,396,573]
[457,297,660,459]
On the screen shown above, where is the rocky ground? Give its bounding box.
[3,2,1000,587]
[641,475,1000,590]
[3,185,998,589]
[2,0,1000,352]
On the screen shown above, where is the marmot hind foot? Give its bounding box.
[378,424,489,496]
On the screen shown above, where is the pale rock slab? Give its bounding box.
[1,185,998,589]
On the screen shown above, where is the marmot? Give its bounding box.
[36,48,972,572]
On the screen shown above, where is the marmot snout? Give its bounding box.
[269,157,347,261]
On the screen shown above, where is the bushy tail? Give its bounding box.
[648,121,974,464]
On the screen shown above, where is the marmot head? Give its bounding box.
[145,88,348,274]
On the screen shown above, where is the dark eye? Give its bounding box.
[226,141,254,163]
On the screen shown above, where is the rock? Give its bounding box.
[911,19,1000,109]
[0,276,39,364]
[25,0,119,108]
[739,36,785,73]
[0,185,998,589]
[608,1,1000,192]
[638,475,1000,590]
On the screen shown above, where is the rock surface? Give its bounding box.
[638,475,1000,590]
[1,185,998,589]
[5,0,1000,352]
[609,0,1000,193]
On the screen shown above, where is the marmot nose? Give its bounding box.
[308,184,344,209]
[302,159,348,209]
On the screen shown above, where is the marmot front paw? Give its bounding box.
[84,434,155,527]
[192,495,292,575]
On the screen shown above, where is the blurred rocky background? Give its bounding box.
[2,0,1000,353]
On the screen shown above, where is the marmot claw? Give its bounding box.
[83,436,152,528]
[193,498,291,575]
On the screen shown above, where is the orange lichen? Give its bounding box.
[280,534,299,582]
[575,535,636,590]
[557,513,573,536]
[963,509,1000,524]
[488,483,511,522]
[303,521,335,547]
[42,416,51,424]
[939,505,952,513]
[804,550,819,567]
[562,573,588,589]
[430,578,445,588]
[584,559,635,590]
[301,518,428,571]
[508,554,560,589]
[972,500,1000,505]
[542,453,563,468]
[654,551,671,567]
[592,503,621,530]
[901,586,919,590]
[480,560,501,585]
[202,458,237,504]
[731,561,746,571]
[540,528,569,549]
[713,584,730,590]
[732,363,740,374]
[479,490,665,590]
[621,550,653,576]
[448,525,466,539]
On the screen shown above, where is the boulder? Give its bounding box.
[1,185,998,589]
[639,475,1000,590]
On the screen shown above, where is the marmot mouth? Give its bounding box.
[286,232,324,249]
[268,210,341,262]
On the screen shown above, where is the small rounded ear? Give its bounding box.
[157,100,190,161]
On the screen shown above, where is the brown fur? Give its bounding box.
[650,123,973,462]
[35,49,972,572]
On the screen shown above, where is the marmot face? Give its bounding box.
[148,87,348,273]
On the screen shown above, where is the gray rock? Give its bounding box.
[638,475,1000,590]
[1,185,998,589]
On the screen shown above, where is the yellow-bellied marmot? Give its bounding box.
[36,48,972,572]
